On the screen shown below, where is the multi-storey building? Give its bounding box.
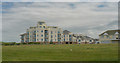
[20,21,95,44]
[20,21,63,44]
[99,30,120,43]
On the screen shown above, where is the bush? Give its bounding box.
[2,42,16,46]
[10,42,16,45]
[50,42,53,44]
[2,43,10,46]
[16,43,21,45]
[21,43,27,45]
[34,42,40,44]
[28,42,34,45]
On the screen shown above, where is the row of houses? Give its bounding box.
[99,30,120,43]
[20,21,96,44]
[20,21,120,44]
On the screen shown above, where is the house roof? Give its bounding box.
[73,35,94,40]
[20,33,27,36]
[99,30,120,36]
[63,30,71,35]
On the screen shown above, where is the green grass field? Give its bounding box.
[2,44,118,61]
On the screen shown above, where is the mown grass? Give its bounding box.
[2,44,118,61]
[0,42,2,62]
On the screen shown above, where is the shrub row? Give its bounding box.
[2,42,53,46]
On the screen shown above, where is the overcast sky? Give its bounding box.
[1,0,120,2]
[1,2,118,42]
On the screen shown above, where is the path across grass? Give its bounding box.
[2,44,118,61]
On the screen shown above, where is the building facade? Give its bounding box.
[20,21,95,44]
[99,30,120,43]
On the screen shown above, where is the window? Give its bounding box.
[41,35,43,37]
[41,39,43,41]
[90,40,92,42]
[55,35,56,37]
[64,39,65,41]
[39,23,42,25]
[69,35,72,37]
[41,30,43,33]
[37,35,39,37]
[58,39,60,41]
[34,35,36,37]
[55,39,56,41]
[51,31,53,34]
[34,31,36,33]
[51,35,53,38]
[58,35,60,37]
[45,30,48,33]
[27,35,29,37]
[64,35,65,37]
[40,26,42,28]
[45,35,47,37]
[43,26,45,28]
[26,39,29,42]
[69,39,72,41]
[45,39,47,41]
[21,36,24,38]
[58,31,60,33]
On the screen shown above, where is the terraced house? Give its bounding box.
[99,30,120,43]
[20,21,95,44]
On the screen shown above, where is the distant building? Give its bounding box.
[20,21,95,44]
[99,30,120,43]
[72,34,95,44]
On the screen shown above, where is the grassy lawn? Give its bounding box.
[2,44,118,61]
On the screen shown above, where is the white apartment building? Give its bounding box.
[20,21,63,44]
[20,21,95,44]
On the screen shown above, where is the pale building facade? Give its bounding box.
[99,30,120,43]
[20,21,63,44]
[72,34,95,44]
[20,21,95,44]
